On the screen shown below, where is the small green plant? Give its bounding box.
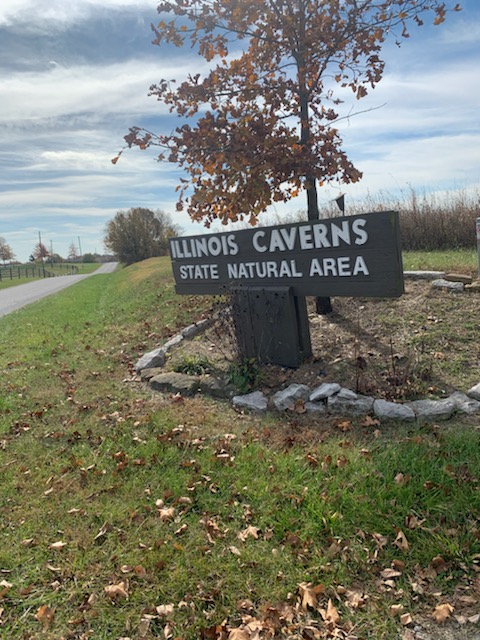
[227,357,262,393]
[174,354,213,375]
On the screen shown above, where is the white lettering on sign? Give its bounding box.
[169,211,403,297]
[309,256,369,277]
[179,264,220,280]
[250,218,368,254]
[227,260,303,279]
[171,234,239,259]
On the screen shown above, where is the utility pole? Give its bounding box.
[78,236,82,260]
[38,231,45,277]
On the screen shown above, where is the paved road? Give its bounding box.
[0,262,118,318]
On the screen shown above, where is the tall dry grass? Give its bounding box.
[321,187,480,250]
[264,187,480,251]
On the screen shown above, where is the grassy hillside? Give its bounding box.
[0,257,478,639]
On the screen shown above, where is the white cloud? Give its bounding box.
[0,0,155,26]
[0,58,202,123]
[1,1,479,264]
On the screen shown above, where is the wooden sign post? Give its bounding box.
[169,211,404,367]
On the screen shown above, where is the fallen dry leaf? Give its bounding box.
[430,555,448,574]
[138,617,150,638]
[156,603,174,616]
[393,530,409,551]
[36,604,55,628]
[46,564,61,573]
[174,524,188,536]
[323,599,340,626]
[346,588,365,609]
[401,612,413,626]
[104,581,128,601]
[389,604,405,617]
[372,532,388,548]
[405,514,425,529]
[228,629,250,640]
[380,568,402,579]
[305,453,319,467]
[238,525,261,542]
[394,472,411,486]
[49,540,67,550]
[229,545,241,556]
[432,602,454,623]
[158,507,176,522]
[298,582,319,610]
[21,538,35,547]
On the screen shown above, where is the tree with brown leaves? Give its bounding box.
[118,0,460,228]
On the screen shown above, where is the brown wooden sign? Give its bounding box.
[169,211,404,298]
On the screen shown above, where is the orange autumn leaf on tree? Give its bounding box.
[119,1,459,227]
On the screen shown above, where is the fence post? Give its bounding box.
[477,217,480,277]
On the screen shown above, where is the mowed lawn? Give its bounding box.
[0,255,478,639]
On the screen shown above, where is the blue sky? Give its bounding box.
[0,0,479,262]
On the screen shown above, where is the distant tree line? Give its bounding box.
[0,236,111,266]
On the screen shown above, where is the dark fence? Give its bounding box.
[0,264,78,282]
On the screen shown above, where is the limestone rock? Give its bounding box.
[139,367,164,381]
[309,382,341,402]
[448,391,480,415]
[337,387,358,400]
[232,391,268,413]
[149,372,200,396]
[163,334,184,351]
[403,271,445,280]
[181,319,212,339]
[199,375,236,399]
[273,383,310,411]
[408,398,455,421]
[135,346,166,372]
[431,279,463,293]
[444,273,473,284]
[373,399,415,421]
[305,401,327,414]
[467,383,480,401]
[465,282,480,293]
[328,393,374,416]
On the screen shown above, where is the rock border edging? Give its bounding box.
[134,272,480,421]
[231,382,480,420]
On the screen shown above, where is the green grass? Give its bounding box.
[0,256,478,639]
[402,249,477,274]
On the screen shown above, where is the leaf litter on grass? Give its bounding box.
[1,261,479,639]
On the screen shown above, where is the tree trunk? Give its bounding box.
[306,176,332,315]
[297,35,332,316]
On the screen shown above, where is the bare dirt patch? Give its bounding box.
[167,280,480,400]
